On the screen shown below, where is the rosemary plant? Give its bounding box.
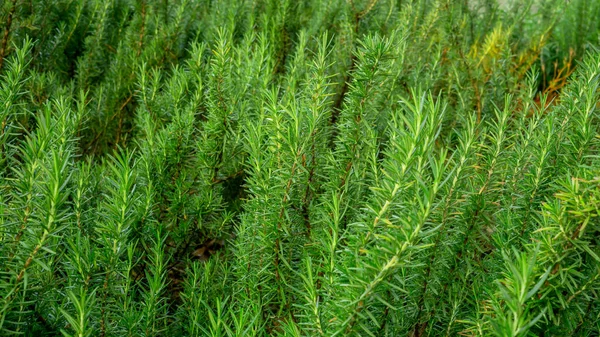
[0,0,599,336]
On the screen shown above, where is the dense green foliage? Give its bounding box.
[1,0,600,336]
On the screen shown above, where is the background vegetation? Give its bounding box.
[0,0,599,335]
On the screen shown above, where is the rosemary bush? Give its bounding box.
[0,0,599,336]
